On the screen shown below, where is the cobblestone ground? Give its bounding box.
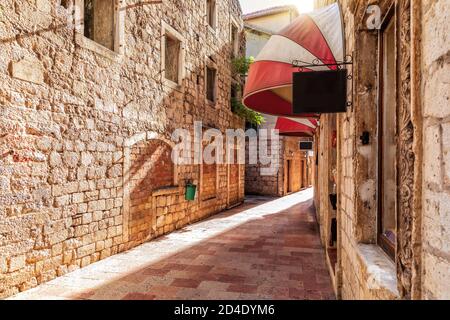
[9,188,335,300]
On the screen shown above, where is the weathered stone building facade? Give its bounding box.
[244,116,313,197]
[314,0,450,299]
[0,0,245,298]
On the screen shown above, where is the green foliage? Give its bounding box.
[231,97,265,126]
[232,56,255,76]
[230,57,264,126]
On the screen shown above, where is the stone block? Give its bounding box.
[49,151,62,168]
[81,152,95,166]
[63,250,75,264]
[0,256,7,273]
[99,188,111,199]
[88,199,106,212]
[100,248,111,260]
[93,211,103,222]
[26,249,51,264]
[82,212,93,224]
[424,125,443,186]
[63,152,80,168]
[423,63,450,118]
[77,244,96,258]
[19,277,38,292]
[423,252,450,300]
[57,265,68,277]
[10,59,44,85]
[54,195,71,207]
[47,229,69,245]
[9,255,26,272]
[156,216,165,228]
[80,256,91,268]
[36,0,52,13]
[422,0,450,68]
[72,192,84,204]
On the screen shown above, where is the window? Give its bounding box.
[74,0,124,56]
[206,0,217,29]
[165,35,181,84]
[231,23,239,58]
[206,65,217,103]
[83,0,115,51]
[161,22,185,87]
[377,8,397,259]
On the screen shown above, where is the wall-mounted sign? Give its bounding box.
[293,69,348,114]
[299,141,314,151]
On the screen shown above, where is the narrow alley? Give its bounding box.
[8,189,334,300]
[1,0,448,304]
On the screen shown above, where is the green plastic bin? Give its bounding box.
[185,184,197,201]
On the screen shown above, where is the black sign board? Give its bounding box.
[299,141,313,150]
[293,69,348,114]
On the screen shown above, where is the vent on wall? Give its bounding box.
[299,141,313,150]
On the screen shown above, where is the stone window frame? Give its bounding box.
[205,58,218,106]
[161,21,186,89]
[73,0,125,59]
[205,0,218,34]
[230,15,242,58]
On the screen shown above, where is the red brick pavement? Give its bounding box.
[103,196,333,299]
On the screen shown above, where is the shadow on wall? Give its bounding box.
[127,139,175,244]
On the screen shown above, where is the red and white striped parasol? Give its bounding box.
[275,117,318,137]
[243,3,344,134]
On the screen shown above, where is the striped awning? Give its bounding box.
[243,3,344,123]
[275,117,318,137]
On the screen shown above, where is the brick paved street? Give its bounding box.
[9,188,334,300]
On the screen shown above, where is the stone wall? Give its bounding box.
[245,137,283,197]
[420,0,450,300]
[315,0,408,300]
[314,0,449,300]
[245,136,311,197]
[0,0,245,298]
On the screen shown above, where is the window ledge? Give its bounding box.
[75,33,121,62]
[207,25,218,35]
[162,78,183,92]
[356,244,400,299]
[206,99,217,108]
